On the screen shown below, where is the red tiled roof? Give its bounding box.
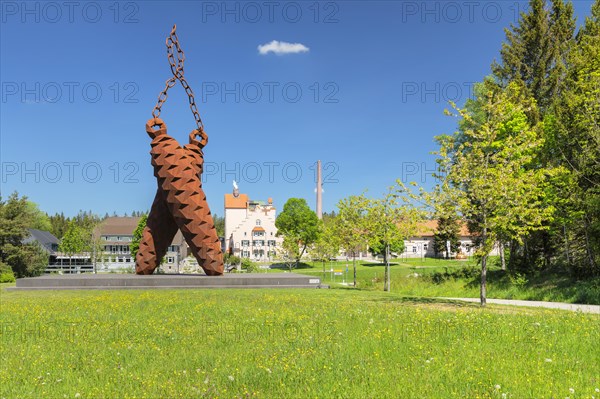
[414,220,471,237]
[224,193,249,209]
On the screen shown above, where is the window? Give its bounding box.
[256,219,261,226]
[253,231,265,237]
[242,240,249,247]
[424,244,428,251]
[242,251,250,258]
[268,240,276,247]
[167,257,174,264]
[270,232,273,236]
[412,246,417,253]
[244,232,247,236]
[253,240,265,246]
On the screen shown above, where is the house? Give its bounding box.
[94,217,187,273]
[402,220,499,258]
[24,229,93,274]
[224,184,282,261]
[24,229,61,271]
[24,229,59,257]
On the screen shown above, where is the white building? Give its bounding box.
[402,220,500,259]
[224,186,282,261]
[95,217,186,273]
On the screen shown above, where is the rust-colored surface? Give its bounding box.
[136,25,223,276]
[135,118,223,275]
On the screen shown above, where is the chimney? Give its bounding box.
[233,180,239,198]
[316,160,322,219]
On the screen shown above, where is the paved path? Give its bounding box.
[439,297,600,314]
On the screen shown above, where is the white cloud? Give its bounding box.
[258,40,309,55]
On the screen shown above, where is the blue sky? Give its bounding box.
[0,0,594,217]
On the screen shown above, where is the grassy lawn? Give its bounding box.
[1,287,598,398]
[268,258,600,305]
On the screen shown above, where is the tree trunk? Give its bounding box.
[480,254,487,307]
[384,242,390,292]
[583,215,597,272]
[353,254,357,287]
[500,241,506,271]
[509,240,515,269]
[563,224,571,267]
[480,225,488,307]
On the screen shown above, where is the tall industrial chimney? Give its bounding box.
[316,160,322,219]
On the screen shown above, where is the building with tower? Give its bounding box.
[224,181,282,261]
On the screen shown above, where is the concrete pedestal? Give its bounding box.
[9,273,327,290]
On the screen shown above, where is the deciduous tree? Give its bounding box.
[275,198,321,268]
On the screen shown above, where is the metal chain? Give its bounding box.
[152,25,204,131]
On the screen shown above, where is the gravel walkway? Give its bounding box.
[439,297,600,314]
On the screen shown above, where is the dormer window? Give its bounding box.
[256,219,261,226]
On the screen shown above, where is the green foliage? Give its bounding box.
[59,221,87,258]
[130,214,148,259]
[224,253,241,266]
[310,217,340,262]
[212,213,225,237]
[0,261,16,283]
[508,272,529,289]
[241,258,258,273]
[433,217,462,258]
[365,187,421,268]
[25,201,51,231]
[333,194,369,257]
[436,82,562,304]
[275,198,321,265]
[493,0,576,111]
[425,266,480,284]
[48,212,69,239]
[0,192,50,277]
[277,236,304,271]
[542,0,600,275]
[489,0,598,276]
[368,237,405,259]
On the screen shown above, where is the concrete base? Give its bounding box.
[9,273,327,290]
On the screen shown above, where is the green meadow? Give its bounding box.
[269,257,600,305]
[1,287,598,398]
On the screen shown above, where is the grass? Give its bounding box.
[1,287,599,398]
[276,258,600,305]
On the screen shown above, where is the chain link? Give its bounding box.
[152,25,204,131]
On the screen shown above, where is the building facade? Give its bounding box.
[401,220,500,259]
[95,217,187,273]
[224,187,282,262]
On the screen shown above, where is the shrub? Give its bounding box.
[426,266,479,284]
[241,258,258,273]
[0,261,16,283]
[224,254,241,266]
[508,272,528,289]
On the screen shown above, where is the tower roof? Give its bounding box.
[224,193,249,209]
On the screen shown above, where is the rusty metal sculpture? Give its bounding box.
[136,25,223,276]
